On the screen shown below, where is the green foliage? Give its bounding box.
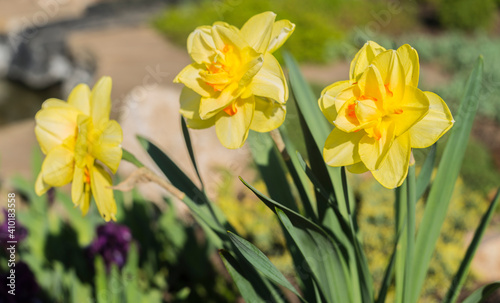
[153,0,353,63]
[356,175,489,302]
[438,0,496,30]
[461,139,500,195]
[0,148,238,302]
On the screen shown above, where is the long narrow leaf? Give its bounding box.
[461,282,500,303]
[403,166,416,303]
[443,189,500,303]
[415,144,436,201]
[220,250,286,303]
[180,117,205,190]
[276,208,350,303]
[248,131,299,212]
[283,51,350,219]
[279,126,316,219]
[228,232,305,301]
[411,56,484,303]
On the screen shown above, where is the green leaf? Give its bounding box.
[416,144,436,201]
[279,126,316,220]
[95,257,107,303]
[403,166,416,303]
[220,250,286,303]
[376,225,404,303]
[247,131,299,212]
[122,148,145,168]
[136,135,205,203]
[283,51,350,219]
[411,56,484,303]
[461,282,500,303]
[228,232,305,301]
[443,189,500,303]
[276,208,350,303]
[180,117,205,189]
[341,168,374,303]
[296,151,334,205]
[136,135,230,245]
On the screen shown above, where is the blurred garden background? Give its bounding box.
[0,0,499,302]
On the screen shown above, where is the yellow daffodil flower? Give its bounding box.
[319,41,454,188]
[34,77,123,221]
[174,11,295,149]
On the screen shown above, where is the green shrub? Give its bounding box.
[438,0,495,30]
[153,0,344,63]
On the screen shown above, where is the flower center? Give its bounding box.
[223,102,237,116]
[204,45,237,92]
[84,167,91,184]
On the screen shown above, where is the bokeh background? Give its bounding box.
[0,0,499,302]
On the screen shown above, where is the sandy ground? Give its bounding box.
[0,0,98,34]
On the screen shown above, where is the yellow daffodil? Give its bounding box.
[34,77,123,221]
[319,41,454,188]
[174,11,295,149]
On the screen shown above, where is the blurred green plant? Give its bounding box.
[0,148,237,302]
[356,175,489,302]
[438,0,496,30]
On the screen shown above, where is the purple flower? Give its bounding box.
[0,209,27,249]
[0,262,39,303]
[88,222,132,270]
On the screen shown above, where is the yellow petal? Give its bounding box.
[35,106,80,154]
[74,115,91,168]
[391,86,429,137]
[250,97,286,132]
[215,97,254,149]
[240,11,275,53]
[187,25,216,64]
[248,53,287,103]
[356,64,386,103]
[355,99,380,125]
[267,19,295,53]
[90,76,112,129]
[319,80,350,125]
[347,161,369,174]
[41,98,73,109]
[40,145,75,187]
[323,128,364,167]
[35,172,51,196]
[211,23,247,51]
[92,120,123,173]
[409,92,454,148]
[371,50,406,105]
[335,86,358,114]
[90,164,117,222]
[71,166,85,206]
[199,82,239,119]
[372,132,411,189]
[358,120,395,170]
[174,63,213,97]
[179,87,216,129]
[397,44,420,87]
[334,98,376,132]
[350,41,386,81]
[80,188,91,216]
[67,84,91,115]
[237,48,264,87]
